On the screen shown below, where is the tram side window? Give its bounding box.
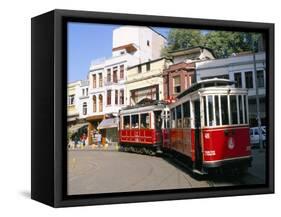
[221,95,229,125]
[171,108,176,128]
[123,116,130,129]
[183,101,190,128]
[230,95,238,124]
[140,113,150,129]
[131,114,139,128]
[215,95,220,125]
[176,105,182,128]
[208,95,215,126]
[238,95,244,124]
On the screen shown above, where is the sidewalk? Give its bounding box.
[68,144,120,152]
[248,148,266,182]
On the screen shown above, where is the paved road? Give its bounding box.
[205,148,266,187]
[67,148,266,195]
[67,150,209,195]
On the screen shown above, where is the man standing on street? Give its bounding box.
[97,131,102,148]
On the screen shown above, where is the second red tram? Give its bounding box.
[166,78,252,173]
[119,102,169,154]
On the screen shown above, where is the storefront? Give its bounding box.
[97,117,119,146]
[86,115,106,145]
[67,122,88,147]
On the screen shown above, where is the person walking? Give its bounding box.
[97,131,102,148]
[74,133,79,148]
[82,133,87,147]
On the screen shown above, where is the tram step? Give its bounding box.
[192,169,208,175]
[156,150,163,154]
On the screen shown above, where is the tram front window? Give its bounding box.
[176,105,182,128]
[230,95,238,124]
[238,95,243,124]
[154,111,162,130]
[244,95,248,124]
[123,116,130,129]
[140,113,150,129]
[221,95,229,125]
[183,101,190,128]
[215,95,220,125]
[203,96,207,126]
[171,108,176,128]
[131,114,139,128]
[208,96,215,126]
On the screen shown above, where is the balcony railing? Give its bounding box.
[104,79,124,86]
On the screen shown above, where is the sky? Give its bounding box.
[67,22,170,83]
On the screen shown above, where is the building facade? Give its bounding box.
[163,47,216,101]
[196,52,266,126]
[67,81,80,125]
[84,26,166,145]
[126,58,172,106]
[78,80,90,120]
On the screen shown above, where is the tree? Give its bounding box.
[161,29,204,56]
[204,31,261,58]
[162,29,262,58]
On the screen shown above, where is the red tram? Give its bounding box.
[119,78,252,174]
[166,78,252,174]
[119,102,169,154]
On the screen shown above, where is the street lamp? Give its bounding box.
[252,39,263,151]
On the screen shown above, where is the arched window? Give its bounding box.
[93,95,97,112]
[99,95,103,112]
[83,102,87,115]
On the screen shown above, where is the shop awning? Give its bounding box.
[68,123,88,133]
[97,118,118,129]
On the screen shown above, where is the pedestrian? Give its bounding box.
[82,133,87,147]
[97,131,102,148]
[74,133,79,148]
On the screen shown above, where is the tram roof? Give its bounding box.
[120,100,166,112]
[177,78,235,99]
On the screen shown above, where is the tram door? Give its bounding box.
[154,111,163,146]
[194,100,202,170]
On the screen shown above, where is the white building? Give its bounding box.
[112,26,166,62]
[78,80,89,120]
[196,52,266,126]
[85,26,166,145]
[67,80,81,125]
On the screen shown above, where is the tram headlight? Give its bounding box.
[204,133,210,139]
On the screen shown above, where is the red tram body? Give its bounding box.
[119,103,168,153]
[119,78,252,174]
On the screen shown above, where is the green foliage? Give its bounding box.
[162,29,262,58]
[161,29,203,57]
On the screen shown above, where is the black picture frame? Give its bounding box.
[31,9,274,207]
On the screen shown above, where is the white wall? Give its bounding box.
[1,0,280,216]
[112,26,165,62]
[88,54,138,117]
[113,26,140,49]
[196,52,266,98]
